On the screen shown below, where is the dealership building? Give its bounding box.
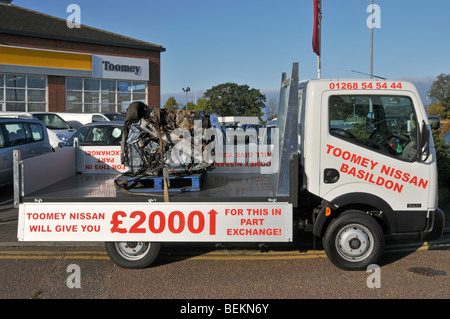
[0,1,165,113]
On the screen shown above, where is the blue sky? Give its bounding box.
[12,0,450,103]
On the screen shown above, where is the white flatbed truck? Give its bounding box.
[14,63,445,270]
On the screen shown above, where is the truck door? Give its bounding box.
[319,88,431,216]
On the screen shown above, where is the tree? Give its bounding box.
[185,98,213,112]
[428,74,450,119]
[196,97,212,112]
[428,101,448,119]
[163,96,179,110]
[264,97,278,120]
[203,83,265,120]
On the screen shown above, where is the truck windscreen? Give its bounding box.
[328,95,418,161]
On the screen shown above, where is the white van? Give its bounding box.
[0,112,76,150]
[0,117,52,187]
[55,112,125,129]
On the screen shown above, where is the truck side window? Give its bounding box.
[329,95,418,161]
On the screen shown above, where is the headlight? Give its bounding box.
[56,134,68,142]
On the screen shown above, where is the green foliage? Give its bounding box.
[203,83,265,120]
[186,98,212,112]
[428,101,449,119]
[428,74,450,119]
[163,96,180,110]
[433,130,450,186]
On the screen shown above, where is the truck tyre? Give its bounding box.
[105,242,161,269]
[323,210,384,271]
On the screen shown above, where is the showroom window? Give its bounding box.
[0,74,47,112]
[66,78,147,113]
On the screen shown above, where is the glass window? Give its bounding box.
[101,92,116,104]
[92,115,107,122]
[101,104,116,113]
[5,123,27,146]
[84,104,99,113]
[29,123,44,142]
[6,74,25,88]
[6,89,25,101]
[66,91,82,103]
[118,93,131,104]
[67,78,83,90]
[133,93,146,101]
[6,102,26,112]
[101,80,116,91]
[329,95,418,161]
[66,78,147,113]
[67,103,82,113]
[132,82,146,92]
[27,90,46,102]
[27,103,46,112]
[1,74,47,111]
[33,113,70,130]
[84,92,99,103]
[27,76,46,89]
[118,81,131,93]
[0,129,5,148]
[84,79,99,91]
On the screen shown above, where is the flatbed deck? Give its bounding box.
[22,171,282,203]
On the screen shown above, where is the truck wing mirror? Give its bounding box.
[417,120,430,162]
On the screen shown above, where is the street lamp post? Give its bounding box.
[182,87,190,110]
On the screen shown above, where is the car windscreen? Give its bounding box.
[33,114,71,130]
[66,125,123,146]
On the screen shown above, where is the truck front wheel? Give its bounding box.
[323,210,384,271]
[105,242,161,269]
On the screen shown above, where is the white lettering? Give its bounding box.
[66,4,81,29]
[366,3,381,29]
[66,264,81,288]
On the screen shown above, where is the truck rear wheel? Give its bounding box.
[105,242,160,269]
[323,210,384,271]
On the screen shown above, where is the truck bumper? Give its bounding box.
[420,208,445,241]
[387,208,445,243]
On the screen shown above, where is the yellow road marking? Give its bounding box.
[0,242,447,261]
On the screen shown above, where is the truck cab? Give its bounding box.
[296,77,444,269]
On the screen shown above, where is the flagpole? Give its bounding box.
[312,0,322,79]
[317,54,321,79]
[370,0,373,79]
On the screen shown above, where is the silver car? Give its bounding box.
[0,117,52,187]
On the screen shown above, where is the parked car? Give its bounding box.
[56,112,125,129]
[240,123,263,132]
[0,112,76,150]
[63,121,124,147]
[29,112,76,149]
[0,117,52,187]
[444,131,450,154]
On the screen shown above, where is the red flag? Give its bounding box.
[312,0,322,56]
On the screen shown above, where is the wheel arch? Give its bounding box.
[313,192,397,237]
